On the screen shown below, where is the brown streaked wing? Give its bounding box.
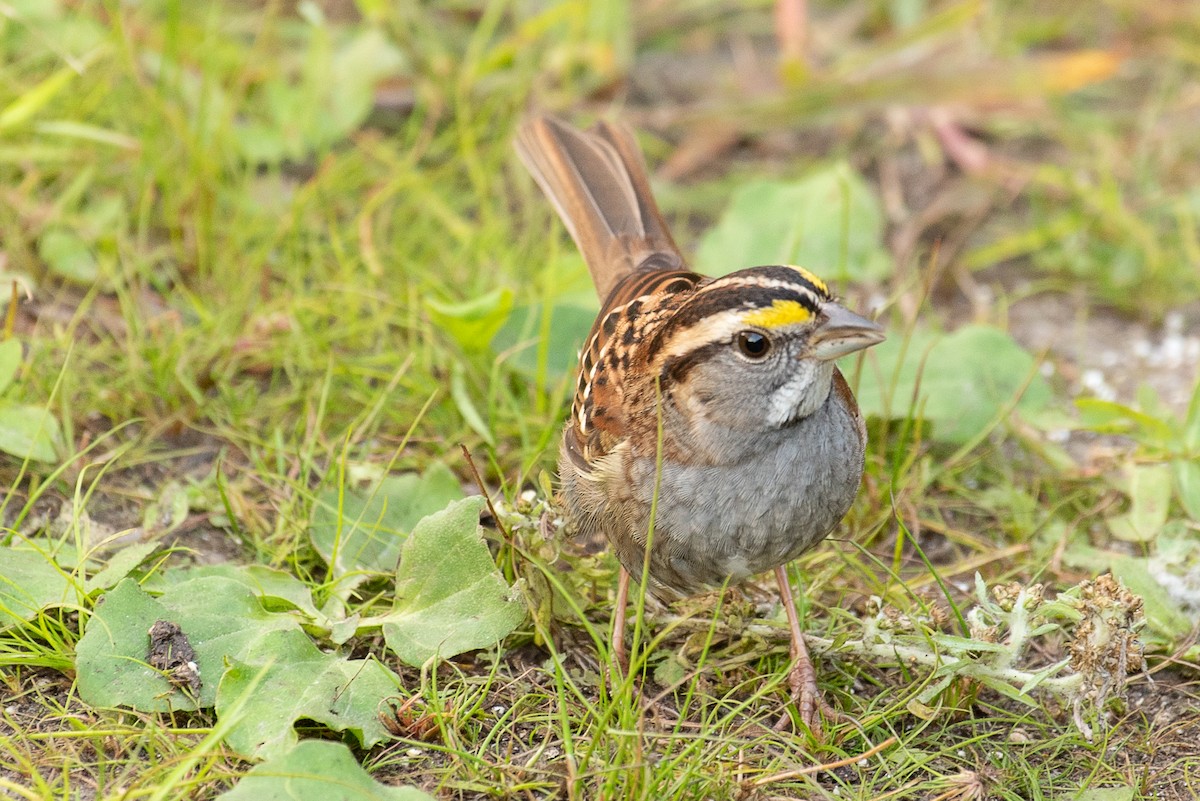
[829,367,867,447]
[570,269,705,461]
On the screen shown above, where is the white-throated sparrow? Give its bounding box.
[516,114,884,730]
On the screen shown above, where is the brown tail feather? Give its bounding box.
[514,114,685,300]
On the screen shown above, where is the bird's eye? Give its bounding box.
[736,331,771,360]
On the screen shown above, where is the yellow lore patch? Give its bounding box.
[742,299,813,329]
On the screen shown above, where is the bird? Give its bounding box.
[514,113,884,729]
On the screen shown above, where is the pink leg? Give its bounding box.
[774,566,825,733]
[611,566,630,675]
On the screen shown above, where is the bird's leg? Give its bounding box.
[773,565,826,734]
[611,566,631,676]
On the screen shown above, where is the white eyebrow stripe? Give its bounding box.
[652,310,754,363]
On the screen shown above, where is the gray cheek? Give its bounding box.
[687,358,781,428]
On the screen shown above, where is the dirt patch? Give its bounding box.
[1006,293,1200,414]
[2,427,248,566]
[1119,670,1200,799]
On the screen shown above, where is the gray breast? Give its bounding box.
[625,390,865,597]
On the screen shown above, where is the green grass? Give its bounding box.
[2,0,1200,798]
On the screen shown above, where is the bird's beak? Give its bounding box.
[808,303,885,361]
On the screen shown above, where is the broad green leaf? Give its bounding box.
[0,339,22,396]
[1108,463,1171,542]
[854,326,938,425]
[267,24,407,158]
[78,576,403,758]
[426,287,514,352]
[1135,384,1170,421]
[1185,379,1200,449]
[234,120,290,165]
[1141,521,1200,629]
[1075,398,1174,447]
[380,496,524,665]
[906,696,938,719]
[1074,399,1139,432]
[309,464,464,582]
[217,629,398,759]
[76,577,299,710]
[696,165,891,283]
[1109,556,1193,641]
[217,740,433,801]
[855,325,1051,445]
[84,541,159,592]
[0,402,62,462]
[653,654,688,687]
[1175,459,1200,522]
[326,28,408,141]
[143,564,323,620]
[889,0,926,29]
[1056,539,1186,650]
[7,536,82,568]
[0,548,73,629]
[233,24,407,164]
[18,9,106,52]
[38,227,99,283]
[329,612,361,645]
[1055,525,1106,575]
[492,301,595,383]
[81,193,126,233]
